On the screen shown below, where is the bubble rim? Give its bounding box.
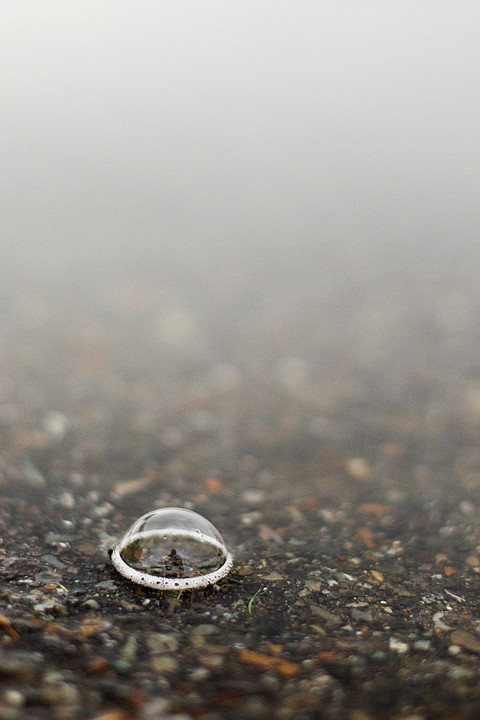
[111,527,233,591]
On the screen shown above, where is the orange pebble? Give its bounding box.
[204,477,223,492]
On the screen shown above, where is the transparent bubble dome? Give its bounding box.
[111,507,233,590]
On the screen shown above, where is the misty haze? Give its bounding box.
[2,2,480,377]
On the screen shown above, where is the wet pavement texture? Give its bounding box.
[2,263,480,720]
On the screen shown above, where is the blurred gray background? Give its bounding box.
[2,1,480,425]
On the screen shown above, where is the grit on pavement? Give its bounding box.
[2,257,480,720]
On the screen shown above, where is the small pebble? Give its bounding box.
[147,633,179,654]
[351,608,373,622]
[1,690,24,708]
[43,411,69,440]
[450,629,480,654]
[389,638,409,654]
[81,599,101,611]
[191,625,219,637]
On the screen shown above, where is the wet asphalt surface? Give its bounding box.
[2,259,480,720]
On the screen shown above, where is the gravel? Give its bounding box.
[2,261,480,719]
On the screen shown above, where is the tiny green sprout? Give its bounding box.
[247,586,267,614]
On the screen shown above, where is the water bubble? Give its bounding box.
[111,507,233,590]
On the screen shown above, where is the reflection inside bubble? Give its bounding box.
[120,533,226,579]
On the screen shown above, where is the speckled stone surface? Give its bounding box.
[2,256,480,720]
